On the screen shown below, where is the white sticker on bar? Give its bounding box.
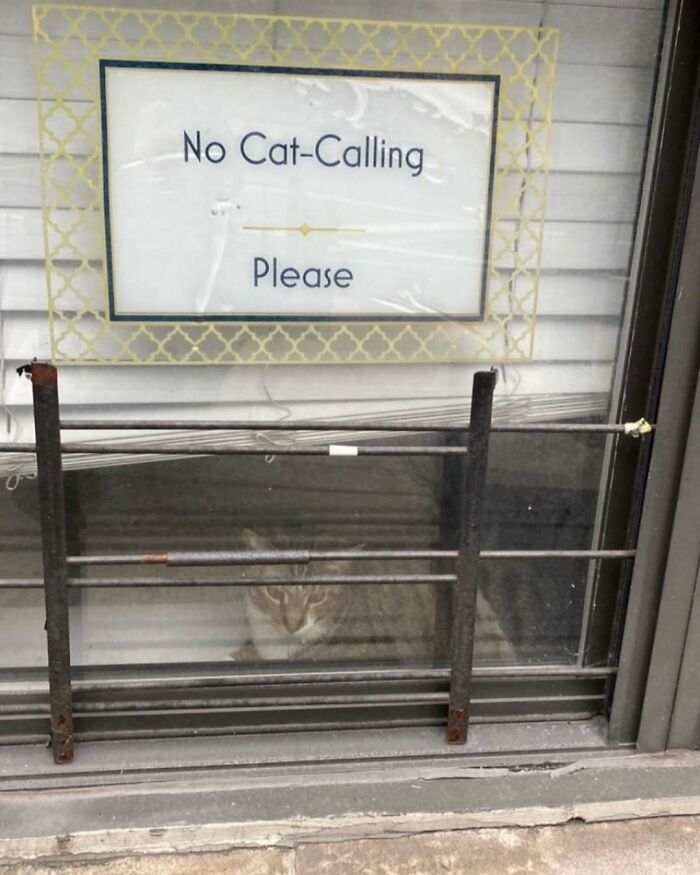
[328,444,359,456]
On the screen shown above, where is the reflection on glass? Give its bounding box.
[0,431,605,673]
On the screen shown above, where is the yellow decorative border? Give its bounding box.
[33,5,558,365]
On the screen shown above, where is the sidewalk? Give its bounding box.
[3,816,700,874]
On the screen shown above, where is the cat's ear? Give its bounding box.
[242,528,271,552]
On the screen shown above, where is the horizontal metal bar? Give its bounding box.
[61,719,445,743]
[0,442,467,457]
[494,423,653,433]
[480,550,636,560]
[58,419,654,434]
[60,548,636,568]
[64,549,458,567]
[61,665,616,695]
[0,574,458,589]
[2,692,450,715]
[60,419,456,433]
[1,689,609,716]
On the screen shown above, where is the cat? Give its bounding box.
[230,528,515,665]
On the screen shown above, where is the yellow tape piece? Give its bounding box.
[623,418,653,438]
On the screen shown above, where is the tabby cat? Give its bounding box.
[230,529,515,664]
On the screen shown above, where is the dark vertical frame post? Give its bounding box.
[30,362,74,763]
[447,369,496,744]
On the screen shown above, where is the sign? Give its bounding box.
[100,61,499,323]
[35,7,557,364]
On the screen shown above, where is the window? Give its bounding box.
[0,0,681,756]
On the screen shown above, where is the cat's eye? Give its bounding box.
[265,586,284,603]
[307,591,326,606]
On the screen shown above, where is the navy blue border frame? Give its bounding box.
[99,59,500,324]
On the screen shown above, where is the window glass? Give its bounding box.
[0,0,666,685]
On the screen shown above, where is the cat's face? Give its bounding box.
[248,581,345,635]
[242,529,354,639]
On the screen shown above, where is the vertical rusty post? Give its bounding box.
[446,369,496,744]
[30,362,74,763]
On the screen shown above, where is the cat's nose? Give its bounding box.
[283,607,305,634]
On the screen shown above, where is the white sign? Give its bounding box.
[100,61,498,323]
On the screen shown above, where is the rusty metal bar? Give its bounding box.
[480,549,637,560]
[54,547,636,569]
[0,574,458,589]
[59,664,616,696]
[0,550,635,587]
[29,362,74,764]
[64,549,457,567]
[0,686,614,716]
[447,370,497,745]
[0,442,467,457]
[58,419,654,434]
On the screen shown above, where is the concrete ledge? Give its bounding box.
[2,747,700,866]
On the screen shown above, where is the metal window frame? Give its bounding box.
[607,0,700,746]
[581,0,699,676]
[630,137,700,751]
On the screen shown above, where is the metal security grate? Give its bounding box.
[32,6,558,365]
[0,364,649,763]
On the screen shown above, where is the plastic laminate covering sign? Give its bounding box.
[33,6,558,365]
[101,62,498,325]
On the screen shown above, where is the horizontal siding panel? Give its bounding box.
[289,1,544,25]
[529,173,639,222]
[540,222,633,271]
[548,65,655,125]
[531,274,625,317]
[531,317,618,360]
[3,359,615,408]
[0,99,43,154]
[0,208,47,260]
[542,0,662,7]
[0,155,42,207]
[0,262,50,311]
[549,124,646,174]
[545,5,662,66]
[2,312,51,361]
[506,221,633,271]
[0,154,99,208]
[0,36,37,100]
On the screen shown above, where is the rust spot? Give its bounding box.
[52,714,74,764]
[446,707,468,745]
[29,362,58,387]
[54,734,74,764]
[143,553,168,564]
